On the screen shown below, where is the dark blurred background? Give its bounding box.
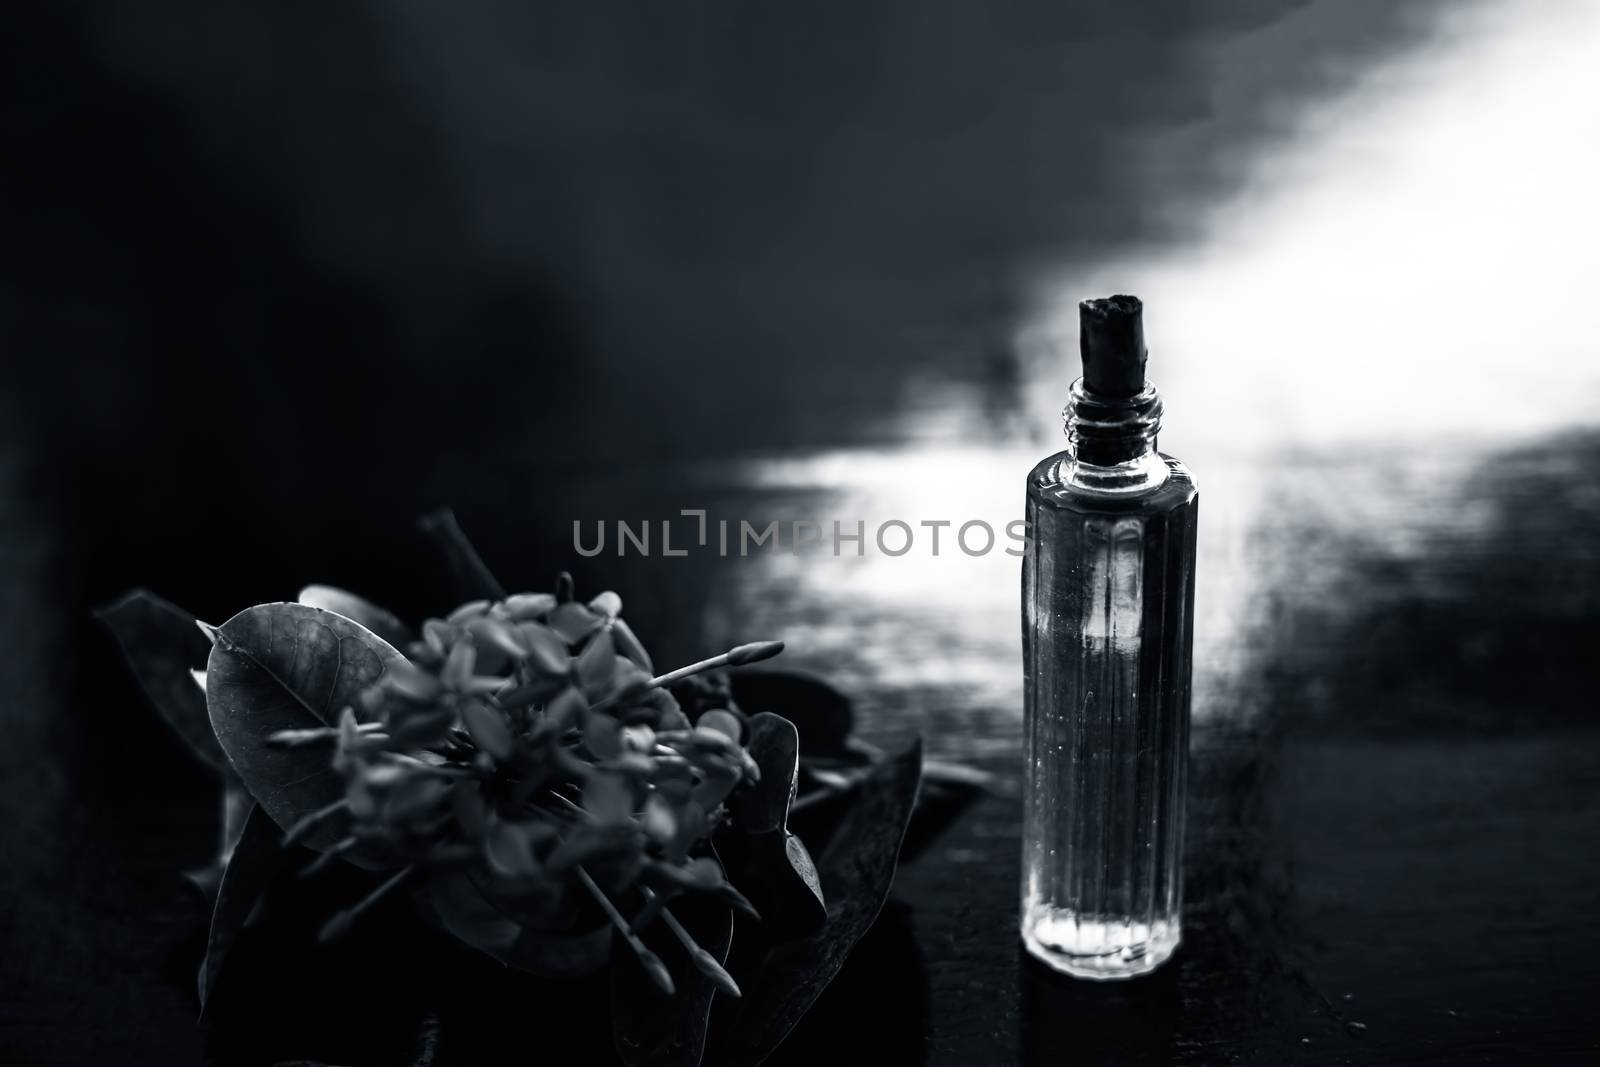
[3,1,1598,1063]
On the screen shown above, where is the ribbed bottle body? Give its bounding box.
[1021,453,1198,979]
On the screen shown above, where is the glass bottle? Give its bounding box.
[1021,295,1199,980]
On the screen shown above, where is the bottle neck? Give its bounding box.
[1061,379,1169,494]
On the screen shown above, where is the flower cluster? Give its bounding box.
[274,574,780,994]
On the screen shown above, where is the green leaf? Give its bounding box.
[732,829,826,943]
[612,872,735,1067]
[205,602,405,863]
[708,739,923,1067]
[713,711,825,940]
[417,508,507,602]
[296,585,416,650]
[96,589,225,770]
[423,870,611,977]
[484,819,541,880]
[729,713,798,835]
[199,804,298,1015]
[425,869,517,957]
[782,834,824,915]
[510,922,616,978]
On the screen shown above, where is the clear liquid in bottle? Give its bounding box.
[1021,296,1199,980]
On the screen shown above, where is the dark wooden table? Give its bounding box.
[7,421,1598,1065]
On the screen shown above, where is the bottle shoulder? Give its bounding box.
[1027,451,1198,515]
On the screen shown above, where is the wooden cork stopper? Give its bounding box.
[1079,295,1147,398]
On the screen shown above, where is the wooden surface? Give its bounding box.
[6,427,1599,1065]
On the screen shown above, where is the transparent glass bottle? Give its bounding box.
[1021,296,1198,980]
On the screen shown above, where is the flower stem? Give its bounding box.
[282,797,350,846]
[658,901,741,998]
[317,864,414,943]
[575,866,675,995]
[648,641,784,688]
